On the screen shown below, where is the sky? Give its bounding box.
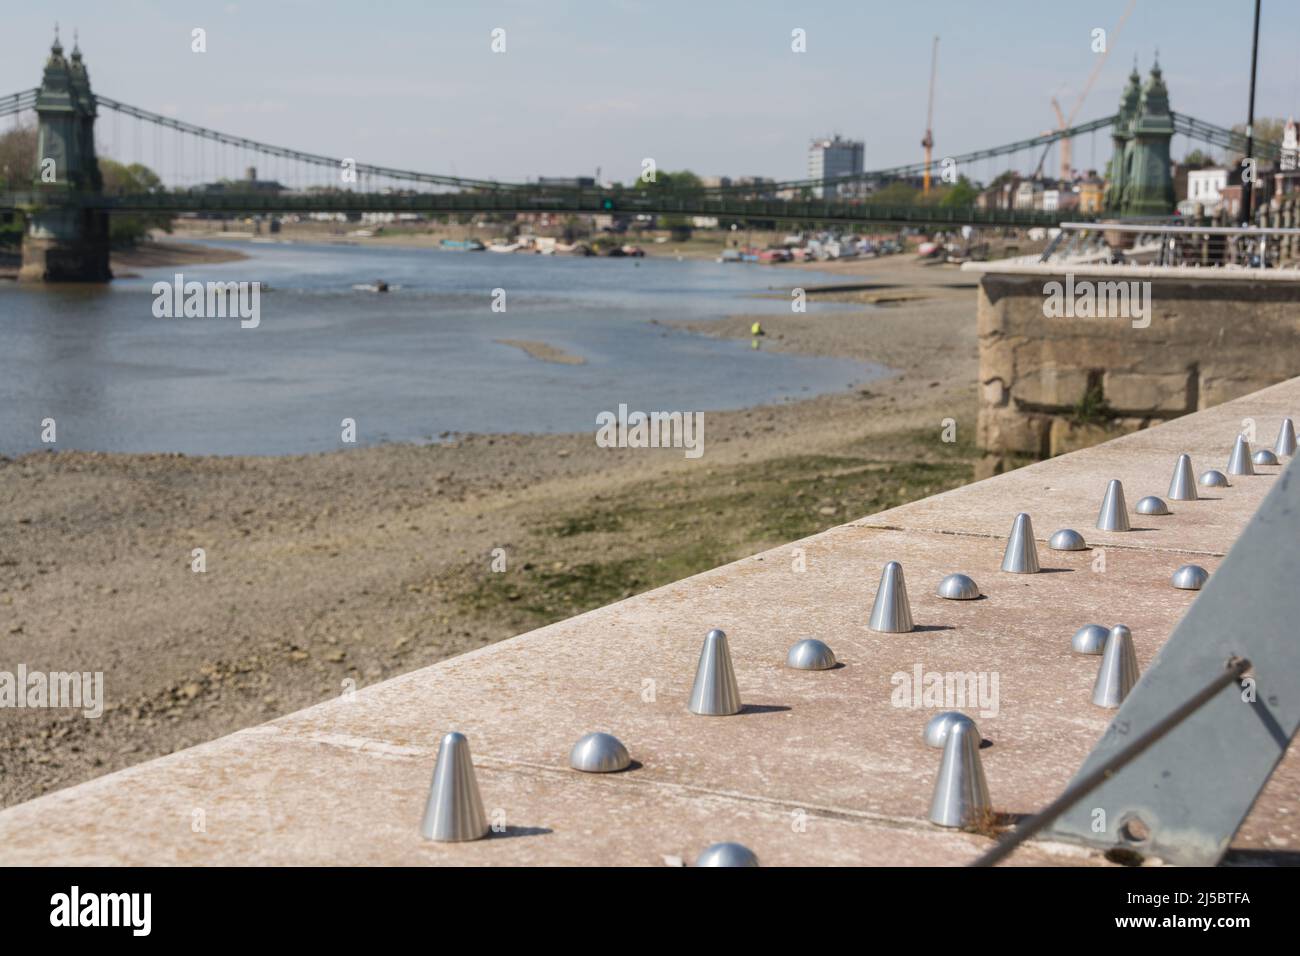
[4,0,1299,184]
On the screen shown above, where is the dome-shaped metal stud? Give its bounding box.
[1048,528,1087,551]
[868,561,914,632]
[1227,435,1255,476]
[1252,448,1279,467]
[937,573,980,600]
[1001,513,1040,573]
[1199,469,1229,488]
[1134,495,1170,516]
[688,628,742,716]
[929,719,991,829]
[924,711,979,749]
[1274,418,1297,457]
[696,842,759,867]
[1168,453,1198,501]
[420,731,490,842]
[569,732,631,773]
[1171,564,1209,590]
[786,638,836,670]
[1096,479,1131,532]
[1092,625,1139,709]
[1071,623,1110,655]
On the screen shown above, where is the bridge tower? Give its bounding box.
[18,31,111,281]
[1119,60,1176,217]
[1103,64,1141,211]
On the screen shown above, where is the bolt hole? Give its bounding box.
[1104,847,1144,867]
[1119,815,1150,844]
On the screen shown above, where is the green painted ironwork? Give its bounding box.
[0,187,1082,226]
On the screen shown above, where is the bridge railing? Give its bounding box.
[0,186,1086,227]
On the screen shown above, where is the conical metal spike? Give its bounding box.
[688,628,742,715]
[928,719,991,829]
[786,638,836,670]
[1096,479,1131,532]
[1227,435,1255,476]
[569,732,631,773]
[868,561,914,632]
[420,731,489,842]
[1167,454,1198,501]
[696,842,759,867]
[1048,528,1087,551]
[924,710,979,749]
[1001,513,1040,573]
[1092,625,1139,708]
[1252,448,1279,467]
[1071,623,1110,655]
[1275,418,1297,457]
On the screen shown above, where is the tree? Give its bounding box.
[98,158,171,244]
[1231,117,1288,154]
[1182,148,1216,168]
[869,180,919,205]
[938,175,979,208]
[640,169,702,193]
[641,169,702,239]
[0,123,38,190]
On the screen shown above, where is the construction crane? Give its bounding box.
[1033,0,1136,180]
[922,35,938,195]
[1051,96,1071,181]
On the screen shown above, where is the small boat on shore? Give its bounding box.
[440,238,486,251]
[487,241,523,253]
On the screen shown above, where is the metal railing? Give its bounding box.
[1040,220,1300,270]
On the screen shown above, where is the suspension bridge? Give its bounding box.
[0,36,1282,280]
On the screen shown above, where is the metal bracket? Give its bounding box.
[1046,457,1300,865]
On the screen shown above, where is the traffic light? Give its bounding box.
[601,197,614,211]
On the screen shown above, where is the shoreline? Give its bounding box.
[0,238,248,281]
[0,254,981,808]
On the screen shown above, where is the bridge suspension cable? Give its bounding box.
[92,94,535,193]
[2,86,1287,200]
[696,115,1121,196]
[0,88,40,118]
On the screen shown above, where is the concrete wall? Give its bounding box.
[3,379,1298,865]
[972,265,1300,469]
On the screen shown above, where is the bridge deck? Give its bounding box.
[0,189,1079,226]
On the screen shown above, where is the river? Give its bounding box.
[0,240,883,456]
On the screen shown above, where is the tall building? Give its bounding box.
[808,136,864,199]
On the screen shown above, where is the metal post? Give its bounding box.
[1240,0,1261,224]
[973,658,1251,867]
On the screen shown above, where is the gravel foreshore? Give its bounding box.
[0,254,981,807]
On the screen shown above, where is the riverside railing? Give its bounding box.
[1041,221,1300,270]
